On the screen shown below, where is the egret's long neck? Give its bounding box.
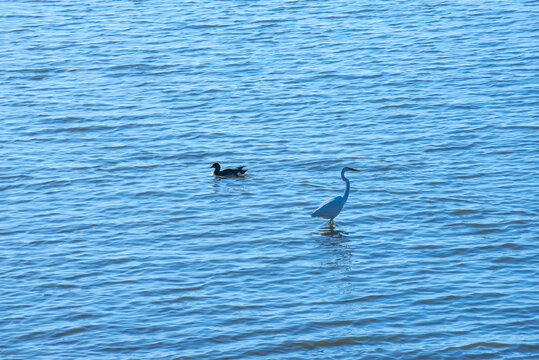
[341,170,350,202]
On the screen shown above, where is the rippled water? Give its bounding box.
[1,1,538,359]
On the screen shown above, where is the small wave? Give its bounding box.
[450,209,478,215]
[310,319,379,329]
[425,143,475,152]
[312,294,388,305]
[52,327,87,338]
[499,125,539,131]
[380,103,414,109]
[58,223,98,234]
[28,125,117,135]
[430,197,472,203]
[455,172,486,179]
[450,125,493,134]
[442,341,538,352]
[286,336,374,350]
[474,228,503,235]
[413,181,448,186]
[449,222,498,228]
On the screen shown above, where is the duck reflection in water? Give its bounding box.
[212,175,246,194]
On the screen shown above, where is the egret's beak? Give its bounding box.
[349,168,361,172]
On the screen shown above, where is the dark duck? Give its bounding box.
[211,162,247,177]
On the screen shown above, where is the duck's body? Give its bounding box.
[211,162,247,177]
[311,167,361,222]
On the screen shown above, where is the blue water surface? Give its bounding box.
[1,1,538,359]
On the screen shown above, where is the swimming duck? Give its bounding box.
[211,162,247,177]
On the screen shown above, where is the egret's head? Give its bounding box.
[211,162,220,169]
[343,167,361,172]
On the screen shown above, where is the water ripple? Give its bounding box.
[1,0,538,359]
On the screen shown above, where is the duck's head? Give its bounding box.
[211,162,220,170]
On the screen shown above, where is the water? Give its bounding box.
[1,1,538,358]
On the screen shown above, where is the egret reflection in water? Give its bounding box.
[314,222,353,269]
[318,222,349,239]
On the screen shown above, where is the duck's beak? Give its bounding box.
[349,168,361,172]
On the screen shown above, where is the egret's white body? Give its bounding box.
[311,167,361,222]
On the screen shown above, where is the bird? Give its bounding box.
[311,167,361,223]
[211,162,247,177]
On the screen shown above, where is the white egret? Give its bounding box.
[311,167,361,223]
[211,162,247,177]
